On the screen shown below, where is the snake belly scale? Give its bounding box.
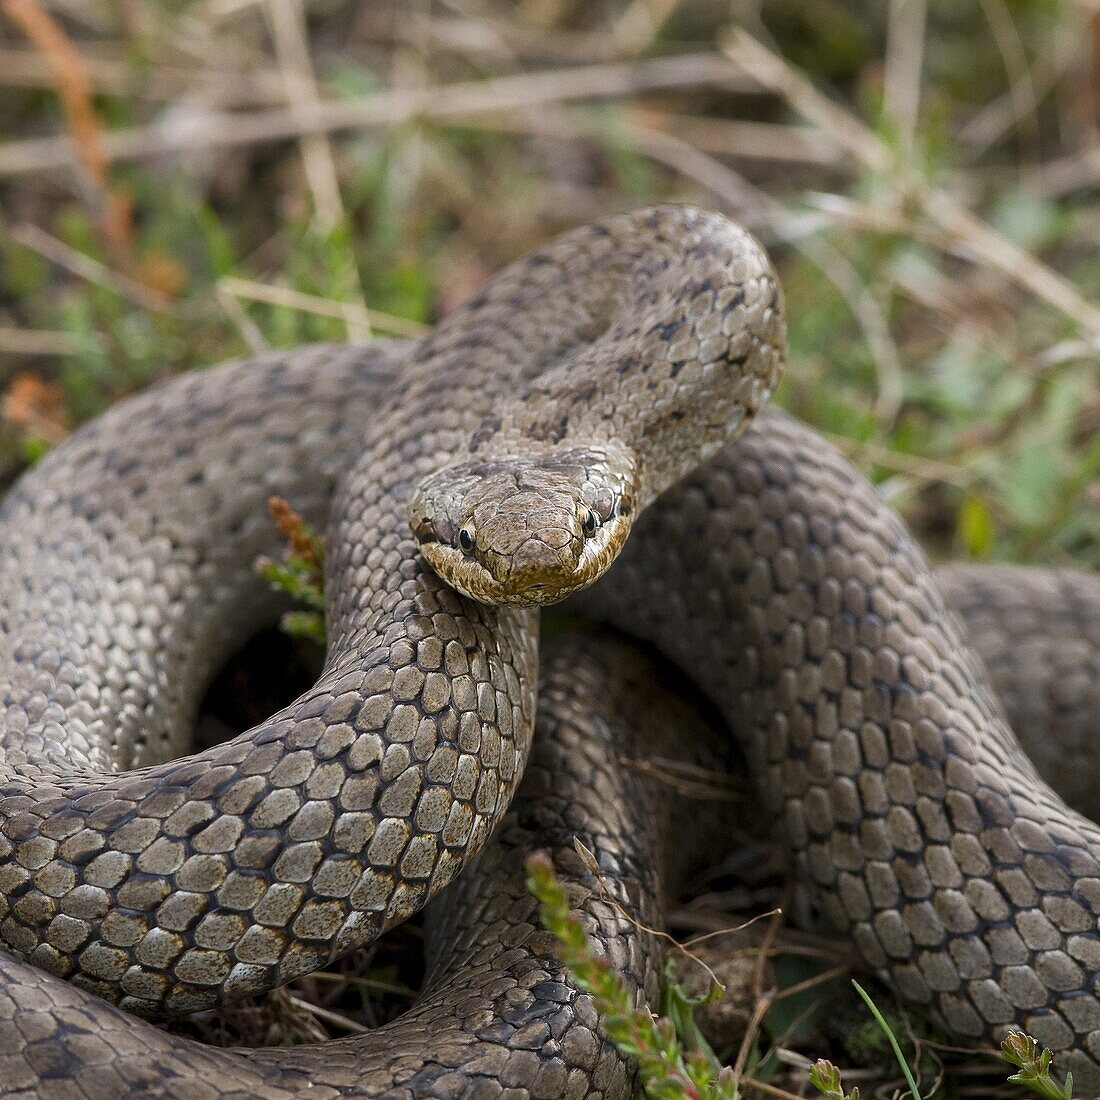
[1,206,1100,1095]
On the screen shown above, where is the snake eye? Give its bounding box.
[457,526,476,554]
[582,509,601,537]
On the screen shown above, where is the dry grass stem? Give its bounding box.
[633,110,844,167]
[723,27,1100,336]
[974,0,1041,168]
[0,327,82,355]
[570,837,765,994]
[611,0,682,58]
[0,53,754,178]
[8,222,171,312]
[0,44,286,103]
[263,0,370,340]
[618,755,744,801]
[217,276,428,337]
[283,995,369,1033]
[884,0,928,160]
[1,0,135,266]
[740,1076,812,1099]
[264,0,345,232]
[215,284,270,355]
[1036,143,1100,196]
[768,963,851,1005]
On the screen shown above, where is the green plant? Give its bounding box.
[809,1059,858,1100]
[1001,1031,1074,1100]
[850,980,921,1098]
[525,851,736,1100]
[256,495,327,644]
[527,854,1083,1100]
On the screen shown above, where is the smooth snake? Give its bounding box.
[0,206,1098,1094]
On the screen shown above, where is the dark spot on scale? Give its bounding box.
[721,286,746,313]
[470,416,503,452]
[569,378,598,403]
[651,318,682,342]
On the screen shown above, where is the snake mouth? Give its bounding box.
[416,513,631,607]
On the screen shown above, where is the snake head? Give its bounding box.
[409,444,637,607]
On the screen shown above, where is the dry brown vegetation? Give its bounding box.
[2,1,1099,1095]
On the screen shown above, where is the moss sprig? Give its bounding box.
[525,852,735,1100]
[257,495,327,643]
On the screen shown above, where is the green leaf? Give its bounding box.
[851,982,921,1100]
[958,495,994,558]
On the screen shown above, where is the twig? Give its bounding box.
[217,276,427,337]
[721,27,1100,337]
[0,53,754,178]
[632,109,844,167]
[0,327,83,355]
[7,222,171,312]
[264,0,344,232]
[283,994,369,1034]
[884,0,927,160]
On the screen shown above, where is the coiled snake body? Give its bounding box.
[0,207,1099,1095]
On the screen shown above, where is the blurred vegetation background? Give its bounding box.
[1,0,1098,569]
[1,1,1099,1094]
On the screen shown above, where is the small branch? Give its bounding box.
[632,109,845,167]
[0,327,84,355]
[884,0,927,160]
[217,276,427,337]
[0,53,753,178]
[721,27,1100,337]
[8,222,171,313]
[265,0,345,232]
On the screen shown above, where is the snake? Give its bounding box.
[0,205,1098,1095]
